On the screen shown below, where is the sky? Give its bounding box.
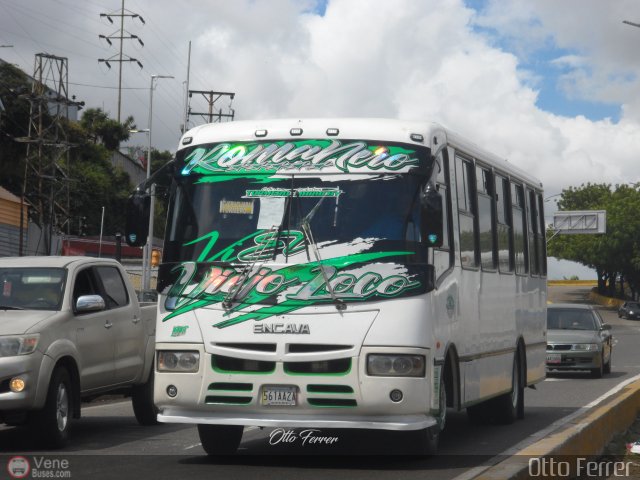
[1,0,640,223]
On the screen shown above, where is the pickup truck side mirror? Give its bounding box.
[420,185,444,248]
[125,191,150,247]
[76,295,106,313]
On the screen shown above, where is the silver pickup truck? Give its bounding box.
[0,256,157,448]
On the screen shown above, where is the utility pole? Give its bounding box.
[98,0,144,123]
[187,90,235,125]
[16,53,82,256]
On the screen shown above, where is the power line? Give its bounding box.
[98,0,145,123]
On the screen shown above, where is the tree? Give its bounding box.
[79,108,135,150]
[0,62,31,196]
[547,183,640,298]
[0,59,140,241]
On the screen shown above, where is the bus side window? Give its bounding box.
[537,193,547,276]
[511,183,528,275]
[434,151,454,278]
[476,165,496,271]
[456,155,479,269]
[495,174,514,273]
[526,188,540,276]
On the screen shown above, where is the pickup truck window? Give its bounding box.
[73,268,101,312]
[95,266,129,308]
[0,268,65,310]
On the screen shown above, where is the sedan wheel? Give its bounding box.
[591,354,604,378]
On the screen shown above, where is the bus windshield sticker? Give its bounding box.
[162,251,421,327]
[256,197,286,230]
[181,140,420,175]
[245,187,343,198]
[219,200,255,216]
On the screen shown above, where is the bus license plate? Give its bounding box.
[261,386,297,406]
[547,354,561,364]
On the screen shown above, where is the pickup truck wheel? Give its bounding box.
[198,425,243,455]
[32,367,72,448]
[132,370,159,426]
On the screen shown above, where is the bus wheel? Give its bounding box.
[492,352,523,424]
[198,425,243,455]
[417,369,446,455]
[132,369,159,426]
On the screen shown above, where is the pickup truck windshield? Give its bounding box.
[0,268,66,311]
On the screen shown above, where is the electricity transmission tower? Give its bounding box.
[98,0,144,123]
[186,90,235,128]
[16,53,82,255]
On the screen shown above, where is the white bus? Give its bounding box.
[126,118,547,455]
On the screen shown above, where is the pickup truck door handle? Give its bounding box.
[132,316,140,324]
[104,322,113,329]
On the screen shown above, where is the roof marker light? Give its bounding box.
[290,128,303,136]
[255,129,268,138]
[410,133,424,143]
[326,128,339,136]
[181,136,193,145]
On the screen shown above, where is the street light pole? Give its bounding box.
[142,74,173,293]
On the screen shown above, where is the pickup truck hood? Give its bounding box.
[0,309,59,335]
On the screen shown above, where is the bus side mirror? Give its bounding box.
[125,191,150,247]
[421,187,443,248]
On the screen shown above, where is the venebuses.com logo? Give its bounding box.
[6,456,72,478]
[7,456,30,479]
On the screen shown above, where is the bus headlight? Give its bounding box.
[367,354,425,377]
[157,351,200,372]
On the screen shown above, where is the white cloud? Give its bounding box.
[2,0,640,199]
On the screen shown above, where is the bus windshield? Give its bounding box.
[158,172,435,313]
[163,174,426,265]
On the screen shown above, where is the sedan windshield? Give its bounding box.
[0,268,65,311]
[547,309,596,331]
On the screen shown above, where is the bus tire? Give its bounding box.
[417,367,447,455]
[491,351,523,425]
[198,424,243,455]
[132,369,159,426]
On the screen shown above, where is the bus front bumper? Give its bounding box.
[157,409,436,431]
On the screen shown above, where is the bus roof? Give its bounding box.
[178,118,542,188]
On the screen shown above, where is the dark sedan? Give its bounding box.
[546,303,613,378]
[618,301,640,320]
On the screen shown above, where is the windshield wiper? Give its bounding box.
[0,305,24,310]
[222,224,279,310]
[272,185,294,262]
[300,203,346,312]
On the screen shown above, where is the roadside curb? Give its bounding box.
[589,290,625,309]
[471,378,640,479]
[547,280,597,286]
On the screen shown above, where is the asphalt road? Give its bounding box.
[2,285,640,480]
